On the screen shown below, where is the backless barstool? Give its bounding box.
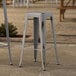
[19,12,59,70]
[2,0,12,65]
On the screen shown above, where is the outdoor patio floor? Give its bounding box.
[0,42,76,76]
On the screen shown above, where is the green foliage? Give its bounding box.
[0,23,18,37]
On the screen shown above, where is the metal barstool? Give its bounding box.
[19,12,59,70]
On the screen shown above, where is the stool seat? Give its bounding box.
[25,12,42,17]
[19,12,59,70]
[42,12,53,17]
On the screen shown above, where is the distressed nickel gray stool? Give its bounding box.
[19,12,59,70]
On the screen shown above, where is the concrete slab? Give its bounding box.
[0,42,76,76]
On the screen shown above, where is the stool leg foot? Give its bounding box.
[57,63,60,65]
[7,44,13,65]
[34,58,37,62]
[34,50,37,62]
[41,60,46,71]
[7,45,13,65]
[34,51,37,62]
[43,69,46,71]
[19,65,22,67]
[10,63,13,65]
[42,61,46,71]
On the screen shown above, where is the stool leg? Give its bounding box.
[19,17,28,67]
[34,18,39,62]
[3,0,12,65]
[39,16,46,71]
[42,21,46,70]
[50,16,60,65]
